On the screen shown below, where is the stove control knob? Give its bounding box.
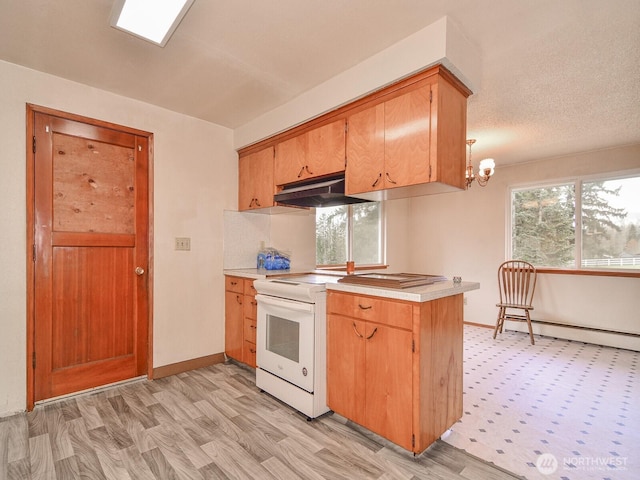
[302,367,308,376]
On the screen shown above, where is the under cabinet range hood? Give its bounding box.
[274,175,370,208]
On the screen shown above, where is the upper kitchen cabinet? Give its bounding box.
[236,64,472,209]
[346,70,470,198]
[275,120,346,186]
[238,146,275,211]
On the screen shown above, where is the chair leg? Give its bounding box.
[493,308,504,339]
[525,311,535,345]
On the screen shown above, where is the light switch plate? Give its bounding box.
[175,237,191,251]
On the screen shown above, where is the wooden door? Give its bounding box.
[29,107,150,405]
[346,104,385,195]
[326,314,366,425]
[365,323,413,450]
[384,84,431,188]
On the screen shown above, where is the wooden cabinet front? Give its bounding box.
[364,321,413,450]
[224,276,244,362]
[345,103,385,194]
[346,84,431,195]
[327,291,414,450]
[384,85,431,188]
[239,146,275,211]
[346,72,468,196]
[327,289,464,454]
[225,276,258,368]
[242,278,258,368]
[275,120,346,185]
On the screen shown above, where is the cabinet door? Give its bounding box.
[275,120,346,186]
[275,134,307,185]
[224,290,244,361]
[384,85,431,188]
[238,154,254,211]
[252,147,275,209]
[307,120,346,179]
[327,314,366,426]
[346,104,385,194]
[365,323,413,450]
[239,147,274,211]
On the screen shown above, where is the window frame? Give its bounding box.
[507,169,640,278]
[316,201,387,269]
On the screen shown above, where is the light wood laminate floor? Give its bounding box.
[0,362,519,479]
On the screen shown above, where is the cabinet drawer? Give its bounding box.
[328,292,412,330]
[225,275,244,293]
[244,341,257,368]
[244,318,257,344]
[243,294,257,320]
[244,278,257,296]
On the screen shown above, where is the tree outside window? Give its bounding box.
[316,202,383,267]
[511,173,640,270]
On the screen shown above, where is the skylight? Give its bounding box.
[110,0,194,47]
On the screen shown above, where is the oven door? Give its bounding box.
[256,294,315,392]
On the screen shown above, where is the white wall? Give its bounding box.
[406,144,640,350]
[0,60,236,416]
[234,16,480,150]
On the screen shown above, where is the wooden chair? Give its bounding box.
[493,260,538,345]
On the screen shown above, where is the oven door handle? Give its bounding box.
[256,294,314,314]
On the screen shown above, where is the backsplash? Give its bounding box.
[223,210,270,269]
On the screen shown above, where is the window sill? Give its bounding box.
[537,268,640,278]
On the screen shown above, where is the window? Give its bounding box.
[316,202,384,267]
[510,172,640,270]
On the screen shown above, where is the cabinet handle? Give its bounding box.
[251,300,257,306]
[372,173,381,188]
[230,281,238,286]
[305,165,314,175]
[352,322,364,338]
[250,348,256,354]
[297,166,305,178]
[366,327,378,340]
[236,295,242,304]
[248,198,255,208]
[385,173,397,185]
[250,325,256,329]
[254,198,261,207]
[358,304,372,310]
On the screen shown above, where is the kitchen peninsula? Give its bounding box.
[225,269,479,454]
[326,279,479,454]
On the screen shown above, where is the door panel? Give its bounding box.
[365,324,413,450]
[31,109,150,403]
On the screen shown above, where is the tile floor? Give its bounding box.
[443,325,639,480]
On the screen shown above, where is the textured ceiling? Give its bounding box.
[1,0,639,165]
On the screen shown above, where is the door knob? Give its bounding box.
[135,267,145,276]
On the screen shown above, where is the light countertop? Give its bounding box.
[223,268,341,280]
[327,280,480,303]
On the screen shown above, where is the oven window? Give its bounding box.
[265,314,300,363]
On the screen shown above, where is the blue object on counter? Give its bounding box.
[258,247,290,270]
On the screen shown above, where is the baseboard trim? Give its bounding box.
[153,352,226,379]
[464,321,493,329]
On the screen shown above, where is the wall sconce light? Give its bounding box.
[465,139,495,188]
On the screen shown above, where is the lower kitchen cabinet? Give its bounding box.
[327,313,412,449]
[242,280,258,368]
[327,290,463,454]
[224,275,257,367]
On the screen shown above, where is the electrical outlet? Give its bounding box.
[175,237,191,251]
